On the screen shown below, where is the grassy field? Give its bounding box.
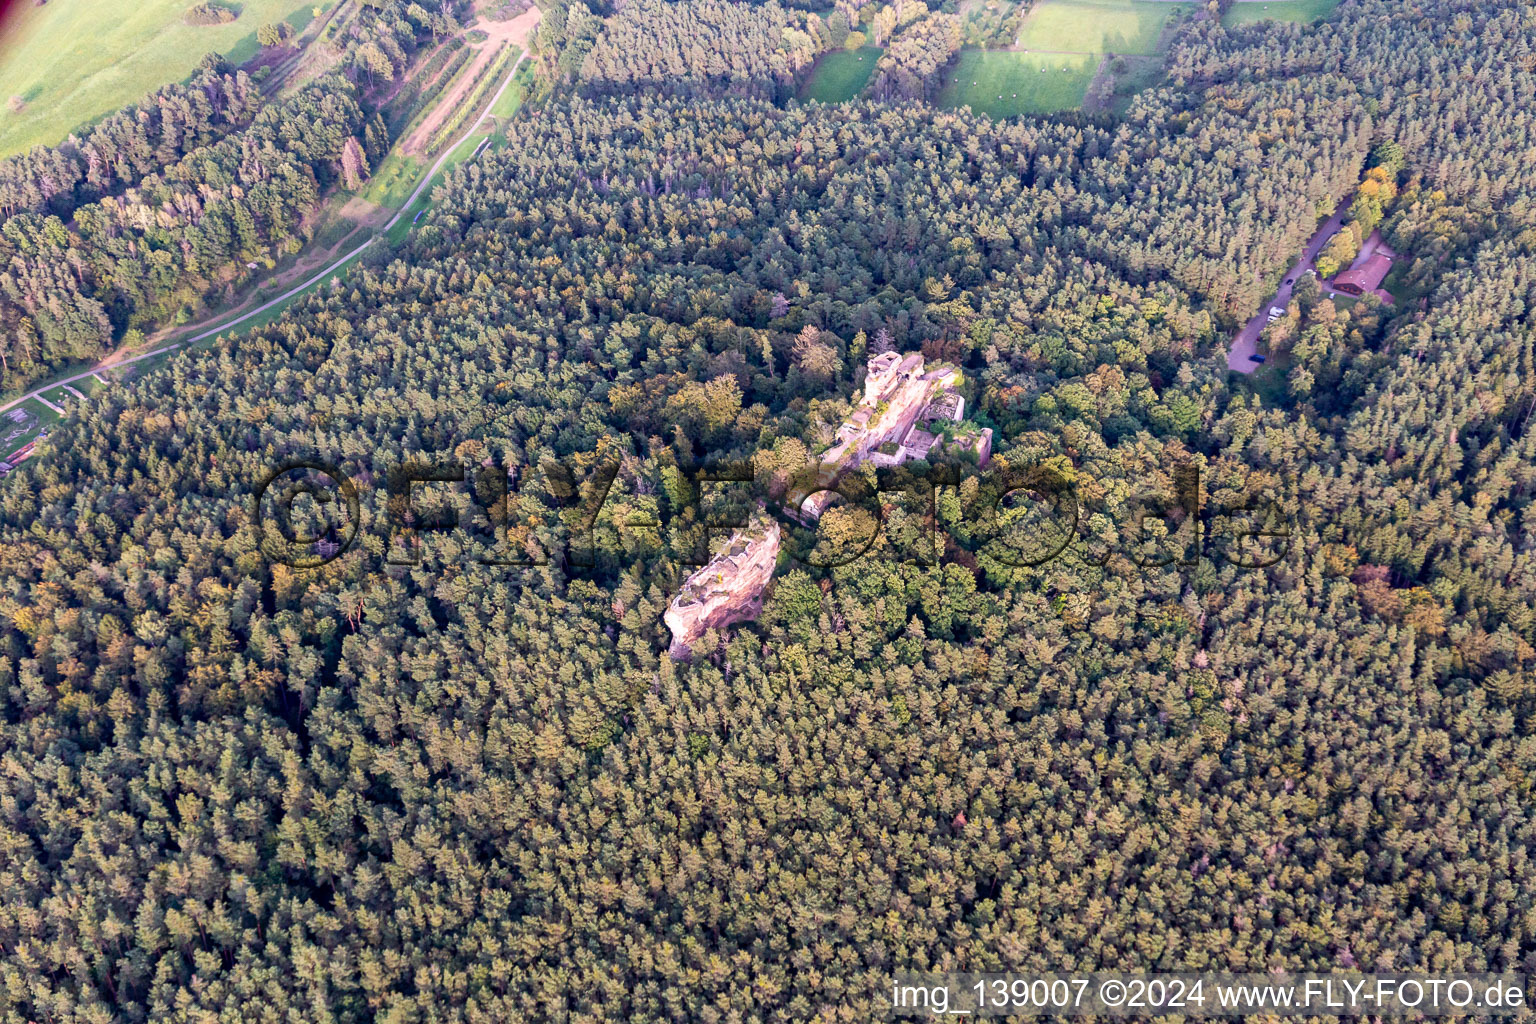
[799,47,883,103]
[39,385,83,408]
[360,152,427,210]
[359,47,509,207]
[386,127,501,244]
[0,0,322,157]
[1015,0,1190,56]
[386,59,530,244]
[938,50,1098,118]
[488,60,536,120]
[1222,0,1341,26]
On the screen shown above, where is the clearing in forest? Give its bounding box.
[399,8,539,157]
[1083,53,1165,115]
[798,46,883,103]
[486,59,536,124]
[1014,0,1191,56]
[938,49,1098,117]
[1222,0,1341,27]
[0,0,324,157]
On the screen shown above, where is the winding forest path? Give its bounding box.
[0,46,534,426]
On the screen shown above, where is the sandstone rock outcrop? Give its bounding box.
[787,352,992,522]
[664,514,781,659]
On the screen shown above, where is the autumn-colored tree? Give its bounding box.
[341,136,371,189]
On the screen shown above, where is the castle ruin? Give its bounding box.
[788,351,992,522]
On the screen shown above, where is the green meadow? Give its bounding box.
[1222,0,1341,27]
[799,47,883,103]
[938,49,1098,118]
[1014,0,1191,56]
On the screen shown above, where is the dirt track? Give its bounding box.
[401,8,540,157]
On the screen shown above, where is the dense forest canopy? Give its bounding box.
[578,0,819,98]
[869,10,960,101]
[0,0,1533,1021]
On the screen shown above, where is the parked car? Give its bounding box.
[1284,277,1294,286]
[1250,354,1267,363]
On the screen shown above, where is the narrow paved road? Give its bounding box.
[0,50,530,424]
[0,345,182,419]
[386,50,528,233]
[1227,198,1349,373]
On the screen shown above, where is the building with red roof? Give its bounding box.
[1334,252,1393,296]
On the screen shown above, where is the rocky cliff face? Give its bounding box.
[664,517,781,659]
